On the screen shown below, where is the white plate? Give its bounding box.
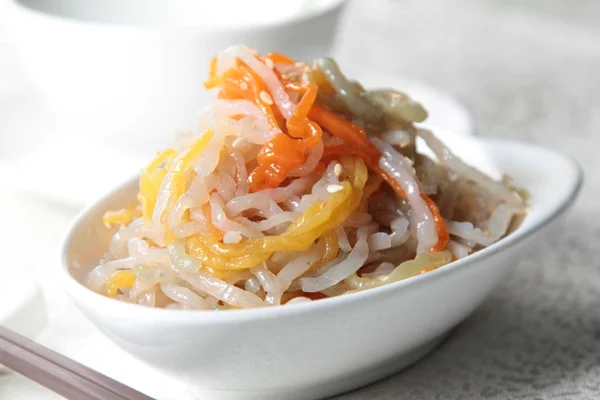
[0,271,46,339]
[0,266,47,371]
[0,76,474,208]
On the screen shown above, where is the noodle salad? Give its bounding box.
[90,45,525,310]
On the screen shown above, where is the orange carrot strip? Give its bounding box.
[249,84,322,191]
[263,52,296,65]
[287,84,318,139]
[249,134,306,192]
[421,194,449,252]
[218,62,281,131]
[308,106,380,161]
[309,106,367,144]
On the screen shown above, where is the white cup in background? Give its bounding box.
[6,0,347,158]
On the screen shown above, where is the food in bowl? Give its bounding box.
[89,45,525,310]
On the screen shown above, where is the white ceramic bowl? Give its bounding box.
[60,130,582,400]
[6,0,346,158]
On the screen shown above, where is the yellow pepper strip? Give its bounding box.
[203,266,253,281]
[162,130,215,245]
[102,207,141,228]
[318,230,339,266]
[359,174,383,213]
[138,148,177,222]
[187,236,272,270]
[105,270,137,297]
[187,156,367,271]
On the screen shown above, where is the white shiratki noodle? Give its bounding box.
[335,226,352,252]
[218,151,237,177]
[210,192,264,238]
[168,174,220,239]
[364,222,380,236]
[137,286,158,307]
[193,130,225,178]
[199,108,275,145]
[391,217,411,242]
[381,129,412,147]
[169,204,203,239]
[152,165,179,227]
[160,284,211,310]
[367,216,411,251]
[371,138,438,254]
[87,257,136,291]
[128,279,155,301]
[168,241,202,274]
[447,203,522,247]
[288,140,324,177]
[224,270,253,285]
[189,207,210,229]
[134,266,179,289]
[127,238,170,266]
[446,240,471,259]
[109,219,160,258]
[295,161,341,213]
[457,238,477,248]
[225,175,315,216]
[244,277,261,294]
[255,212,300,232]
[266,199,284,218]
[211,99,280,136]
[300,227,370,293]
[152,130,224,229]
[251,263,281,294]
[216,172,237,203]
[230,150,249,197]
[282,196,301,211]
[182,271,264,309]
[268,245,322,305]
[216,45,297,119]
[417,128,522,206]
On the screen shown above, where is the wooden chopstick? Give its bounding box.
[0,326,155,400]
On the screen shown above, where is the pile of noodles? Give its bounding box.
[91,45,525,310]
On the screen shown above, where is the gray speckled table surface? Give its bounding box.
[1,0,599,399]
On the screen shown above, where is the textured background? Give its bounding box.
[1,0,599,399]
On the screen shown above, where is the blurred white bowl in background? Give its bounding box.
[6,0,347,158]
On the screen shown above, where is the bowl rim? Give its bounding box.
[10,0,348,32]
[59,135,583,324]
